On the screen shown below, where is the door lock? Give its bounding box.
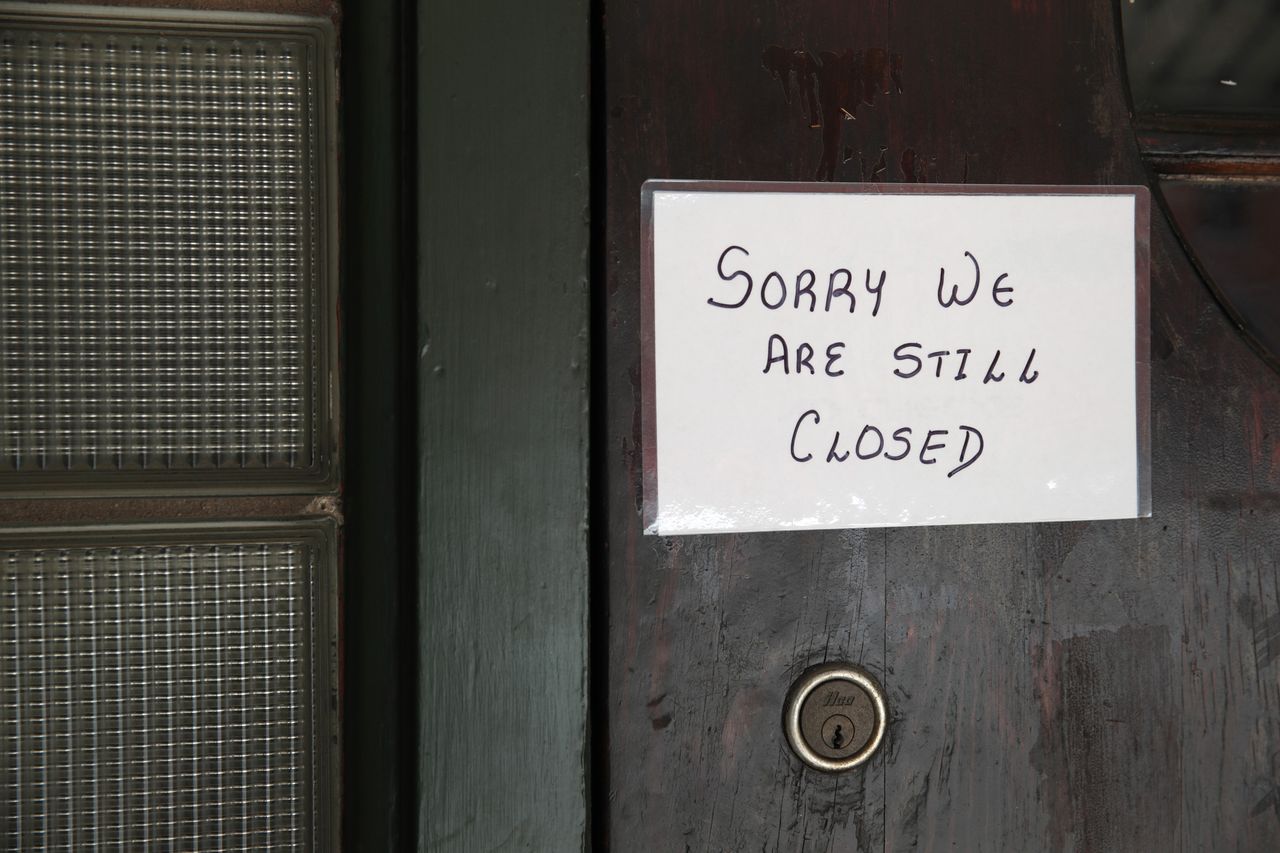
[783,663,887,772]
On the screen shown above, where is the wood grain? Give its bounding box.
[602,1,1280,850]
[416,0,591,850]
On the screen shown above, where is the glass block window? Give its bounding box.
[0,525,332,852]
[0,14,335,488]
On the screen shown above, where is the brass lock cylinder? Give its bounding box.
[783,663,887,772]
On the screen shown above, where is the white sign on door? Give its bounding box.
[642,181,1150,535]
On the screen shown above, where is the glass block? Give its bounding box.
[0,8,336,491]
[0,522,335,852]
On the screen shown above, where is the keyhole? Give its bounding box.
[819,713,855,752]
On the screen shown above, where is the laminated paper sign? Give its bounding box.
[642,181,1151,535]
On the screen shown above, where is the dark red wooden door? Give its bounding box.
[600,1,1280,850]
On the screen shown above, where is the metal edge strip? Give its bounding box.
[640,182,658,535]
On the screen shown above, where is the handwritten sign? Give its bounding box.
[642,181,1150,535]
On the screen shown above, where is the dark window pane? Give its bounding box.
[1123,0,1280,115]
[1160,180,1280,364]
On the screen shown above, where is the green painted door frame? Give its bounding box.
[415,0,591,849]
[342,0,593,850]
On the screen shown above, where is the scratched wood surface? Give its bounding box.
[601,1,1280,850]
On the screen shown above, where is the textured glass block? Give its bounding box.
[0,523,335,852]
[0,9,336,490]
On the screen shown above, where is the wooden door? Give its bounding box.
[600,1,1280,850]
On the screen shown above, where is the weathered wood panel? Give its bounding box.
[602,1,1280,850]
[417,1,591,850]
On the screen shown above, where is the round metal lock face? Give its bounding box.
[783,664,887,772]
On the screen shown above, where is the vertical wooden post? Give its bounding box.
[416,1,591,850]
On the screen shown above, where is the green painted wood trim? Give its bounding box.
[416,1,591,850]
